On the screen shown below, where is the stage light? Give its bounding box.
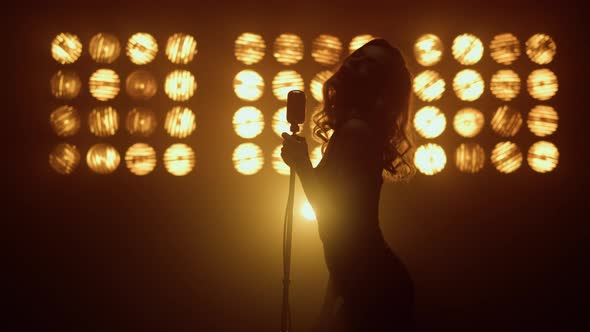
[528,141,559,173]
[349,34,376,53]
[490,69,521,101]
[414,34,443,66]
[489,33,520,65]
[232,143,264,175]
[453,107,484,138]
[89,106,119,137]
[233,106,264,139]
[413,106,446,139]
[166,33,197,64]
[413,70,445,102]
[310,145,323,167]
[414,143,446,175]
[310,70,334,102]
[233,69,264,101]
[491,105,523,138]
[455,143,485,174]
[49,143,80,175]
[453,69,484,101]
[452,33,483,65]
[273,33,304,65]
[491,141,522,174]
[50,105,80,137]
[272,107,290,137]
[312,34,342,66]
[527,69,558,101]
[164,106,196,138]
[125,143,157,176]
[528,105,558,137]
[89,33,121,64]
[51,33,82,64]
[126,107,157,137]
[50,70,81,100]
[272,70,304,101]
[234,32,266,65]
[87,143,120,174]
[126,70,157,100]
[301,200,317,221]
[164,143,195,176]
[89,69,120,101]
[526,34,556,65]
[272,145,290,175]
[126,33,158,65]
[165,70,197,101]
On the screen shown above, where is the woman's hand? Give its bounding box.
[280,132,310,170]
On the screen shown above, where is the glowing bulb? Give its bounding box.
[50,105,80,137]
[413,70,445,102]
[491,141,522,174]
[126,107,157,137]
[526,34,556,65]
[528,105,558,137]
[310,145,323,168]
[164,143,195,176]
[51,33,82,64]
[232,143,264,175]
[527,69,558,101]
[453,69,484,101]
[87,144,120,174]
[272,70,304,101]
[490,69,521,101]
[166,33,197,64]
[89,106,119,137]
[310,70,334,102]
[234,32,266,65]
[89,33,121,64]
[164,106,196,138]
[452,33,484,65]
[89,69,120,101]
[233,69,264,101]
[413,106,446,139]
[165,70,197,101]
[312,34,342,66]
[49,143,80,175]
[489,33,520,65]
[527,141,559,173]
[453,108,484,138]
[414,143,447,175]
[301,201,317,221]
[273,33,304,65]
[233,106,264,139]
[491,106,523,138]
[50,70,81,100]
[126,33,158,65]
[272,107,290,137]
[272,145,290,175]
[414,34,443,66]
[349,34,377,53]
[455,143,485,174]
[126,70,157,100]
[125,143,157,176]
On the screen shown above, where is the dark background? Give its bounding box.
[10,0,587,331]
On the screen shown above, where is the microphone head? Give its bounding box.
[287,90,306,126]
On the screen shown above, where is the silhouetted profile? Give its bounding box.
[281,38,415,332]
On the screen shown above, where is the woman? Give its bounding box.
[280,38,415,331]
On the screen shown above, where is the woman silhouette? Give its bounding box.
[281,38,415,332]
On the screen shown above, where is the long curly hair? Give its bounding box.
[311,38,415,182]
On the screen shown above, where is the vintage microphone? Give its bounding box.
[280,90,306,332]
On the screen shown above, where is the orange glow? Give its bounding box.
[165,70,197,101]
[413,70,445,102]
[164,143,195,176]
[414,143,447,175]
[349,34,377,53]
[526,34,556,65]
[164,106,196,138]
[126,33,158,65]
[491,141,522,174]
[310,145,323,167]
[301,200,317,222]
[272,70,304,101]
[234,32,266,65]
[89,106,119,137]
[233,143,264,175]
[452,34,483,65]
[413,106,446,139]
[527,68,558,101]
[272,145,290,175]
[50,105,80,137]
[527,141,559,173]
[126,70,157,100]
[527,105,558,137]
[49,143,80,175]
[455,143,485,174]
[414,34,443,66]
[233,106,265,139]
[125,143,157,176]
[489,33,520,65]
[89,69,120,101]
[453,108,484,138]
[50,70,81,100]
[273,33,304,65]
[126,107,157,137]
[87,143,120,174]
[490,69,521,101]
[272,107,290,137]
[453,69,484,101]
[51,33,82,64]
[233,69,264,101]
[310,70,334,102]
[89,33,121,64]
[166,33,197,64]
[491,106,523,138]
[312,34,342,66]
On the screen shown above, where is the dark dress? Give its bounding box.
[313,121,415,332]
